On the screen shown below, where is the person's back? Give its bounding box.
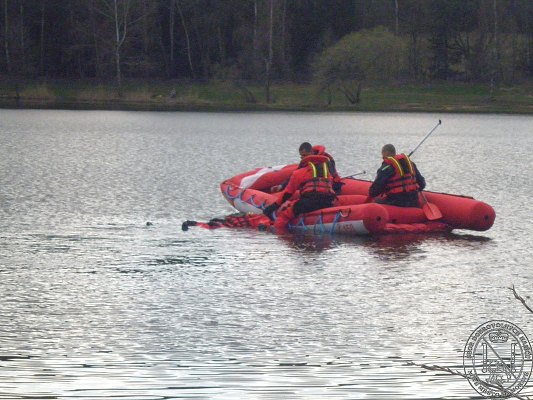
[270,142,313,193]
[271,142,343,194]
[267,154,336,232]
[285,155,336,202]
[369,144,425,207]
[312,145,342,192]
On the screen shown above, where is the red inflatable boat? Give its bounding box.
[220,164,495,235]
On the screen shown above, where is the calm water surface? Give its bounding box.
[0,109,532,399]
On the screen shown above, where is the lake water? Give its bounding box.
[0,109,532,399]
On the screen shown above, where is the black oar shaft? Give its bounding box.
[344,170,366,179]
[408,119,442,157]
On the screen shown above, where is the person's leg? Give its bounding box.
[404,192,421,208]
[376,194,420,208]
[272,199,297,233]
[293,196,333,215]
[273,196,333,233]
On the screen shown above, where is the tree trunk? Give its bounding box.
[280,0,287,75]
[528,2,533,77]
[4,0,11,74]
[217,25,225,68]
[394,0,400,79]
[67,2,82,78]
[169,0,175,76]
[436,34,449,80]
[492,0,500,81]
[176,0,195,78]
[394,0,399,36]
[253,0,258,77]
[265,0,273,103]
[113,0,122,90]
[40,0,45,76]
[410,31,419,79]
[20,0,25,74]
[355,82,362,103]
[89,0,101,79]
[339,85,357,104]
[529,33,533,77]
[338,82,363,104]
[141,0,149,77]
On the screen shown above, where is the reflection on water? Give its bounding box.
[277,232,339,251]
[1,110,532,399]
[276,231,495,263]
[363,232,494,261]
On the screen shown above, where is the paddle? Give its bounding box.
[344,120,441,181]
[419,192,442,220]
[408,119,442,157]
[408,120,443,220]
[343,170,366,179]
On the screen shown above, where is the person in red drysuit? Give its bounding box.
[266,154,336,233]
[270,142,343,194]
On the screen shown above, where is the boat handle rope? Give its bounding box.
[248,194,265,210]
[313,214,326,235]
[330,211,343,233]
[290,216,307,232]
[287,210,347,235]
[224,185,241,201]
[339,208,351,218]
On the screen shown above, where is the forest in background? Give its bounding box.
[1,0,533,111]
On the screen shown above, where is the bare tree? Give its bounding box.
[1,0,531,84]
[168,0,175,76]
[265,0,273,103]
[19,0,25,73]
[39,0,45,75]
[92,0,154,90]
[394,0,399,36]
[112,0,129,89]
[280,0,287,72]
[394,0,400,78]
[94,0,130,90]
[141,0,148,55]
[4,0,11,74]
[251,0,259,76]
[176,0,195,78]
[489,0,500,99]
[89,0,102,79]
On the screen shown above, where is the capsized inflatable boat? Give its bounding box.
[219,164,495,235]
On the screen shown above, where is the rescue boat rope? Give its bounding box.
[287,210,346,235]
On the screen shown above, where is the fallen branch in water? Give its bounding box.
[510,285,533,314]
[406,285,533,399]
[405,361,531,400]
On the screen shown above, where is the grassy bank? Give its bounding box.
[0,80,532,114]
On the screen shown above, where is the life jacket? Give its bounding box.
[383,154,420,195]
[312,145,327,155]
[299,155,336,196]
[312,145,334,164]
[312,145,341,182]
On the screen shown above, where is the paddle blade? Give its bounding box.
[419,192,442,220]
[422,202,442,220]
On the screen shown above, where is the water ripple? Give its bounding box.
[1,110,532,399]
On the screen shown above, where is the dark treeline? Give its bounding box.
[1,0,533,86]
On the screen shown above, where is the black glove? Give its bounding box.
[332,181,344,194]
[181,220,197,231]
[263,203,280,220]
